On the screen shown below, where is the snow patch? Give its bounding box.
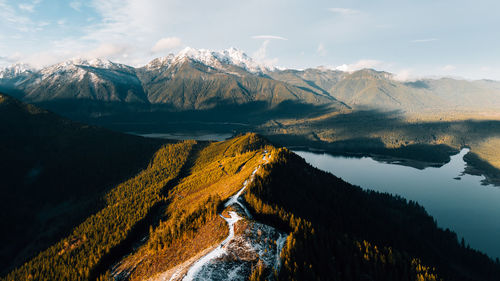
[182,211,242,281]
[146,47,274,74]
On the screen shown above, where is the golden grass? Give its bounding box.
[128,217,228,281]
[470,137,500,170]
[115,134,269,280]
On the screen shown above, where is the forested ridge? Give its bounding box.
[244,148,500,281]
[2,141,195,281]
[0,93,165,274]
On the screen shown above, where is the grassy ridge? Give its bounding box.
[2,141,195,281]
[113,134,270,280]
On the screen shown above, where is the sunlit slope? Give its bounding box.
[109,133,272,280]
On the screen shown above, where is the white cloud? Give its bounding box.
[252,40,278,68]
[411,38,438,43]
[441,65,456,72]
[0,52,24,64]
[0,0,32,30]
[393,69,413,81]
[251,34,286,68]
[18,3,35,12]
[335,59,383,72]
[69,1,82,11]
[251,35,288,40]
[57,19,66,25]
[151,37,182,53]
[329,8,360,15]
[84,43,128,59]
[317,43,327,56]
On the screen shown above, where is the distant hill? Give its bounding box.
[270,68,500,113]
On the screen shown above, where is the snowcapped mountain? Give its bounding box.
[2,47,499,116]
[0,63,36,79]
[0,47,337,115]
[144,47,273,73]
[0,57,147,103]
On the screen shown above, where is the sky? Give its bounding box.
[0,0,499,80]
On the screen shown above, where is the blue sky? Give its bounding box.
[1,0,499,80]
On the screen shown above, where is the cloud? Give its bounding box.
[69,1,82,11]
[151,37,182,53]
[251,35,288,40]
[38,21,50,27]
[441,65,456,72]
[0,0,32,29]
[411,38,438,43]
[0,52,24,64]
[251,35,287,67]
[335,59,383,72]
[329,8,360,15]
[393,69,413,81]
[18,3,35,12]
[253,40,270,61]
[252,40,278,68]
[317,43,327,56]
[84,43,128,59]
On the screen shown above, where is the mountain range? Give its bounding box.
[2,47,500,118]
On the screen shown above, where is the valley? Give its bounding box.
[2,48,499,185]
[2,47,500,281]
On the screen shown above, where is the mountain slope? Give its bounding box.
[17,59,148,103]
[270,67,500,113]
[268,68,346,98]
[0,93,164,274]
[138,57,337,110]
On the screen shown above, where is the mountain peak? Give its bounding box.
[0,63,36,79]
[62,58,121,69]
[148,47,272,73]
[349,68,393,79]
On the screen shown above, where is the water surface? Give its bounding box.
[295,148,500,259]
[129,132,232,141]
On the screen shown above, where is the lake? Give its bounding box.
[295,148,500,259]
[129,132,233,141]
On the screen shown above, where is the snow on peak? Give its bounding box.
[145,54,175,69]
[149,47,273,73]
[61,58,119,69]
[0,63,35,78]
